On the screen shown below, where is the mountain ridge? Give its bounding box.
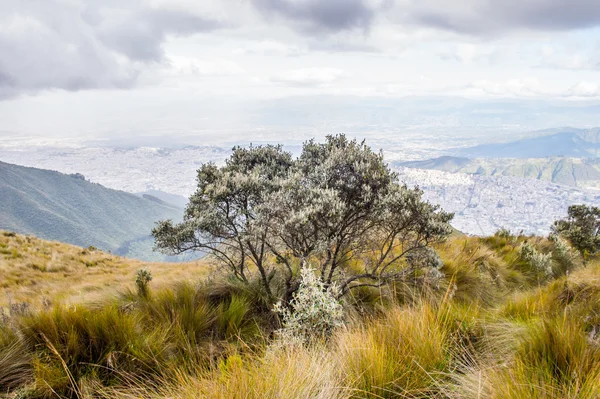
[398,156,600,188]
[0,161,184,261]
[452,127,600,158]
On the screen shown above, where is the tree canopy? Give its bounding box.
[153,135,454,301]
[554,204,600,260]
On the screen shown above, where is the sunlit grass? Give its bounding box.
[0,231,210,310]
[2,232,600,398]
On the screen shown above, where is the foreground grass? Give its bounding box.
[2,232,600,398]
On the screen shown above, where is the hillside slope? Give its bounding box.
[399,156,600,188]
[0,161,184,261]
[0,231,209,309]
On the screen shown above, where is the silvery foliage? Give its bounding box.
[550,234,575,260]
[153,144,293,298]
[153,135,454,301]
[405,247,445,283]
[519,242,552,278]
[549,233,577,275]
[273,264,344,346]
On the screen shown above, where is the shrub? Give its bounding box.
[519,242,552,279]
[554,205,600,261]
[136,268,153,298]
[273,265,344,346]
[496,228,513,239]
[549,234,578,276]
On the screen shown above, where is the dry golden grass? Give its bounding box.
[0,231,210,310]
[4,230,600,399]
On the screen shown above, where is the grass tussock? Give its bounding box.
[2,232,600,398]
[337,304,450,398]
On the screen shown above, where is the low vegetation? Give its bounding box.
[2,229,600,398]
[0,231,209,309]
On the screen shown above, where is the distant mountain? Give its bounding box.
[454,128,600,158]
[0,161,184,261]
[398,156,600,188]
[136,189,188,209]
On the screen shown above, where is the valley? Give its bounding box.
[0,161,187,261]
[3,128,600,238]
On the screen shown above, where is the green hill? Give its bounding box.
[399,156,600,188]
[0,161,183,261]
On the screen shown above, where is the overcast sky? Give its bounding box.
[2,0,600,141]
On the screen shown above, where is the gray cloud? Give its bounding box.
[94,7,224,61]
[250,0,376,34]
[0,1,223,99]
[396,0,600,35]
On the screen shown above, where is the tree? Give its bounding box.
[152,144,292,299]
[553,204,600,261]
[153,135,454,301]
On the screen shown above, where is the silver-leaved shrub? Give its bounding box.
[273,264,344,346]
[519,242,552,278]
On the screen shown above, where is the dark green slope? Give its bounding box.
[0,161,183,261]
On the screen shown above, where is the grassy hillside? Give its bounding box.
[3,231,600,398]
[0,231,210,310]
[400,156,600,188]
[0,161,184,261]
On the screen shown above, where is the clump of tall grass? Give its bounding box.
[448,315,600,399]
[336,303,452,398]
[99,346,347,399]
[18,303,165,397]
[10,276,277,398]
[437,238,527,305]
[0,325,32,393]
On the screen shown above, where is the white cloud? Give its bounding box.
[460,78,600,99]
[388,0,600,36]
[438,43,497,63]
[232,40,304,56]
[270,67,348,86]
[565,81,600,97]
[167,56,246,76]
[4,0,600,140]
[538,45,599,70]
[466,78,550,97]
